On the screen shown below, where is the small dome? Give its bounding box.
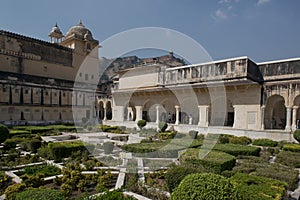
[65,20,94,40]
[49,23,63,38]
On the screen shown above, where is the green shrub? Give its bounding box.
[159,122,168,132]
[103,142,114,154]
[188,130,198,139]
[158,131,177,140]
[9,130,30,138]
[171,173,239,200]
[253,138,278,147]
[213,143,261,156]
[17,164,61,177]
[4,183,26,200]
[282,143,300,152]
[0,124,9,143]
[179,149,236,173]
[230,173,287,200]
[16,188,64,200]
[20,139,41,153]
[293,129,300,143]
[229,136,252,145]
[3,138,24,149]
[137,120,147,130]
[275,151,300,167]
[165,165,204,192]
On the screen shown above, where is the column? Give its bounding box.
[156,105,160,124]
[103,104,107,121]
[261,105,265,130]
[175,105,180,125]
[285,106,292,130]
[292,106,298,130]
[135,106,143,122]
[198,105,209,127]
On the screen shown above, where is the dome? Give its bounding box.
[49,23,63,38]
[65,20,94,40]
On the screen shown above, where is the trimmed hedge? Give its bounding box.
[171,173,239,200]
[48,141,93,162]
[20,138,41,153]
[213,143,261,156]
[275,151,300,168]
[165,165,204,192]
[159,122,168,132]
[96,125,125,134]
[282,143,300,152]
[0,124,9,143]
[252,138,278,147]
[9,130,30,138]
[179,149,236,173]
[16,188,64,200]
[137,120,147,130]
[230,173,287,200]
[229,136,252,145]
[293,129,300,143]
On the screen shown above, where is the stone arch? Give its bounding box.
[264,94,286,129]
[160,98,178,123]
[209,97,231,126]
[293,95,300,129]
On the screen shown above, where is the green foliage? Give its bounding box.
[229,136,252,145]
[158,131,178,140]
[20,138,41,153]
[15,188,64,200]
[230,173,287,200]
[3,137,24,149]
[213,143,261,156]
[165,165,204,192]
[137,119,147,130]
[17,164,61,177]
[95,189,136,200]
[282,143,300,152]
[171,173,239,200]
[293,129,300,142]
[275,151,300,167]
[252,138,278,147]
[0,124,9,143]
[96,125,125,134]
[103,142,114,154]
[12,125,78,134]
[48,141,91,162]
[179,149,236,173]
[188,130,198,139]
[4,183,26,200]
[0,171,11,194]
[37,146,53,160]
[159,122,168,132]
[9,130,30,138]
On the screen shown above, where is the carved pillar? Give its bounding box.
[156,105,160,124]
[175,105,180,125]
[285,106,292,130]
[292,106,299,130]
[261,105,265,130]
[103,103,107,121]
[135,106,143,122]
[198,105,209,127]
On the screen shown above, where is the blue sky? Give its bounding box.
[1,0,299,62]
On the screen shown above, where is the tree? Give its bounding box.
[137,120,147,130]
[0,124,9,143]
[171,173,239,200]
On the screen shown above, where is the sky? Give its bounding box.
[1,0,300,63]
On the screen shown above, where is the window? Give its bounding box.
[45,91,49,96]
[2,88,6,92]
[25,89,28,94]
[91,75,94,80]
[15,89,19,93]
[85,74,88,81]
[63,93,66,97]
[79,73,82,77]
[87,43,91,50]
[54,93,57,97]
[43,66,47,72]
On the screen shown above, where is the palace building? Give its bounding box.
[0,21,101,125]
[100,56,300,141]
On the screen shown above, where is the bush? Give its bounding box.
[0,124,9,143]
[229,136,252,145]
[253,138,278,147]
[188,130,198,139]
[20,138,41,153]
[282,143,300,152]
[165,165,204,192]
[179,149,236,173]
[293,129,300,143]
[137,120,147,130]
[230,173,287,200]
[213,143,261,157]
[16,188,64,200]
[171,173,239,200]
[9,130,30,138]
[103,142,114,154]
[275,151,300,167]
[4,183,26,200]
[159,122,168,132]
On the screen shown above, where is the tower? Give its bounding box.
[49,23,63,44]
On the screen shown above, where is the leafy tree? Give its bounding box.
[171,173,239,200]
[137,120,147,130]
[0,124,9,143]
